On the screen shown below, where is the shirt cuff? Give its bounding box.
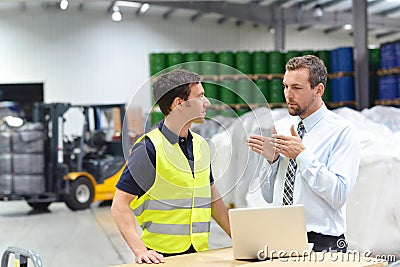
[270,155,281,168]
[296,149,314,181]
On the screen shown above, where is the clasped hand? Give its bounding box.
[247,125,305,163]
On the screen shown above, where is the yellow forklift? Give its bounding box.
[0,102,128,210]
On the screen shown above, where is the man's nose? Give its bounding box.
[204,97,211,107]
[285,88,293,99]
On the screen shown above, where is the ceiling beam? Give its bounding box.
[235,20,243,27]
[107,1,115,14]
[324,25,342,34]
[162,8,176,20]
[78,3,84,11]
[217,16,228,24]
[367,0,386,9]
[138,1,277,26]
[279,0,297,9]
[191,12,203,22]
[376,31,400,39]
[377,5,400,16]
[319,0,347,10]
[297,25,311,31]
[129,1,400,33]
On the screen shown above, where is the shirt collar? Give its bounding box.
[158,120,193,144]
[298,103,327,133]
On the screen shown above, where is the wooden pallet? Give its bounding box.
[377,67,400,76]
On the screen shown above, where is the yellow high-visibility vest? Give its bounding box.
[130,128,211,253]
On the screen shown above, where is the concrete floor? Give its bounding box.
[0,201,231,267]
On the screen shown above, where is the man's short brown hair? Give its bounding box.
[153,69,201,115]
[285,55,327,88]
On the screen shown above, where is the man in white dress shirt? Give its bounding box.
[247,55,360,252]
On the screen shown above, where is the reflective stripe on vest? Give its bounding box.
[142,221,211,235]
[130,128,211,254]
[133,197,211,217]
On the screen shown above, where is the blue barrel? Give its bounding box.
[329,49,338,73]
[398,75,400,97]
[380,43,396,69]
[336,47,353,72]
[331,76,355,102]
[379,75,398,100]
[330,77,338,101]
[395,41,400,67]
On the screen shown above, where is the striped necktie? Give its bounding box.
[282,121,305,205]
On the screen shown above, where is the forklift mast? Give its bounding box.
[33,103,71,194]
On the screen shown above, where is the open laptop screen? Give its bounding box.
[229,205,309,260]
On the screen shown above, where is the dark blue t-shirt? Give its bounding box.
[116,121,214,197]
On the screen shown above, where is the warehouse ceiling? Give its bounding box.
[2,0,400,41]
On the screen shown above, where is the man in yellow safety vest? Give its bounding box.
[112,69,231,264]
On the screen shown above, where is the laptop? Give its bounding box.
[229,205,309,260]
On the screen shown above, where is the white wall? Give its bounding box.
[0,8,354,116]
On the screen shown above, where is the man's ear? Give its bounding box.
[316,83,325,97]
[171,97,183,111]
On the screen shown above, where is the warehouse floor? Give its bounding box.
[0,201,232,267]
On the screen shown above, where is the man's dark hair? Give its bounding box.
[153,69,201,115]
[285,55,327,88]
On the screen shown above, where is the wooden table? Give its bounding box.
[110,247,388,267]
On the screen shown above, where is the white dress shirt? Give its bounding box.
[261,104,360,236]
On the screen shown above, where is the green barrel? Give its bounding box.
[254,79,269,103]
[183,52,200,73]
[219,79,237,104]
[149,53,166,76]
[316,50,330,72]
[285,50,300,64]
[322,78,331,103]
[236,108,250,117]
[203,80,219,104]
[236,79,254,104]
[268,51,284,74]
[253,51,268,74]
[166,52,183,69]
[301,50,315,56]
[200,52,218,75]
[151,111,164,126]
[218,51,235,74]
[236,51,252,74]
[369,48,380,72]
[369,74,379,104]
[269,79,284,103]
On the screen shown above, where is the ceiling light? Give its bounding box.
[313,6,323,17]
[269,27,275,34]
[343,24,352,30]
[115,1,141,8]
[60,0,68,10]
[139,3,150,14]
[112,6,122,22]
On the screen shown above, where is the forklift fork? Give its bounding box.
[1,246,43,267]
